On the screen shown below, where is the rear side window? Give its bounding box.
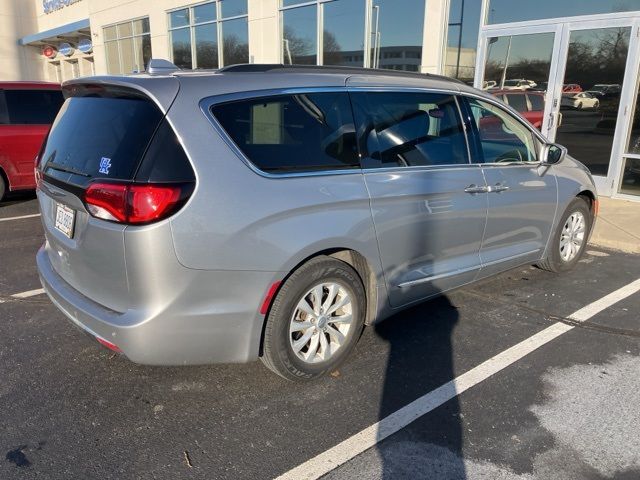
[40,96,163,185]
[210,93,359,173]
[505,94,528,112]
[4,89,64,124]
[351,91,469,168]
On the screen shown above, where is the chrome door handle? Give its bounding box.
[464,184,488,194]
[489,183,510,193]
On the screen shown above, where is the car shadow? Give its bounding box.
[0,190,37,208]
[374,292,466,479]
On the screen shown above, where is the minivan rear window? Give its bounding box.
[3,89,64,125]
[40,96,163,184]
[210,93,360,173]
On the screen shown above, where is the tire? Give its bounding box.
[577,102,583,110]
[261,256,366,381]
[537,197,592,273]
[0,175,6,202]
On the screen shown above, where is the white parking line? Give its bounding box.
[11,288,45,299]
[0,213,41,223]
[275,278,640,480]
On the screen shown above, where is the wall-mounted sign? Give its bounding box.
[77,38,93,54]
[59,43,75,57]
[42,45,57,59]
[42,0,83,15]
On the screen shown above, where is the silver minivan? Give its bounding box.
[36,63,597,380]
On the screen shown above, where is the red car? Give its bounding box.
[491,90,545,130]
[0,82,64,200]
[563,84,582,93]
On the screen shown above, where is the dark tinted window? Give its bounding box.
[135,119,195,183]
[40,96,163,184]
[4,89,64,124]
[211,93,359,173]
[527,93,545,111]
[505,93,527,112]
[351,91,469,168]
[0,92,8,124]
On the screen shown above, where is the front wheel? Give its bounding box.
[0,176,6,202]
[537,197,592,273]
[261,256,366,381]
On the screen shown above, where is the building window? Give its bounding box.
[445,0,482,84]
[168,1,248,70]
[281,0,424,71]
[104,17,151,75]
[487,0,640,25]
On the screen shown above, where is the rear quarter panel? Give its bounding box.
[166,78,385,284]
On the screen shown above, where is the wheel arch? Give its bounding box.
[258,247,379,357]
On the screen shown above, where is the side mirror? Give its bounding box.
[541,143,567,165]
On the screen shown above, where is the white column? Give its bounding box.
[420,0,449,74]
[248,0,280,63]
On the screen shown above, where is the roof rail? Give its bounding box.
[216,63,463,83]
[147,58,180,75]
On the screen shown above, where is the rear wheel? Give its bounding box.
[0,175,6,202]
[261,256,365,381]
[537,197,592,273]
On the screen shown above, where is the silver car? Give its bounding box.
[36,62,597,381]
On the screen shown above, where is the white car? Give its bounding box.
[561,92,600,110]
[502,79,537,90]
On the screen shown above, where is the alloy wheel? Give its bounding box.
[289,282,353,364]
[559,211,586,262]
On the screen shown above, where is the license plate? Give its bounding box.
[54,203,75,238]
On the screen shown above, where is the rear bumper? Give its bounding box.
[37,245,280,365]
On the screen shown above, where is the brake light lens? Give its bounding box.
[84,182,186,225]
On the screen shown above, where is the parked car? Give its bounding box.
[502,79,537,90]
[491,90,545,129]
[0,82,64,200]
[562,84,582,93]
[561,92,599,110]
[530,81,548,92]
[36,62,597,381]
[586,84,621,98]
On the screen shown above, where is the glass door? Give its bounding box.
[550,19,638,195]
[475,24,564,139]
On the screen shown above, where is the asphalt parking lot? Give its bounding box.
[1,193,639,480]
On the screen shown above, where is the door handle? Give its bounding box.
[464,184,488,194]
[488,183,510,193]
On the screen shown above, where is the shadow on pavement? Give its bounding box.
[375,293,465,479]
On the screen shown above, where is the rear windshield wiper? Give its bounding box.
[45,161,91,178]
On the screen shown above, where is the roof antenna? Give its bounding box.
[147,59,180,75]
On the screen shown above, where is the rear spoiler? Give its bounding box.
[62,75,180,114]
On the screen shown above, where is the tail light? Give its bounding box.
[84,182,191,225]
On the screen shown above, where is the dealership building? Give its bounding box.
[2,0,640,200]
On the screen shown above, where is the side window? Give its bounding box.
[210,92,359,173]
[466,98,540,164]
[505,93,528,113]
[0,91,8,124]
[351,91,469,168]
[527,93,545,112]
[5,90,64,125]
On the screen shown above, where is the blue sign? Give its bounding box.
[59,42,74,57]
[78,38,92,54]
[43,0,83,15]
